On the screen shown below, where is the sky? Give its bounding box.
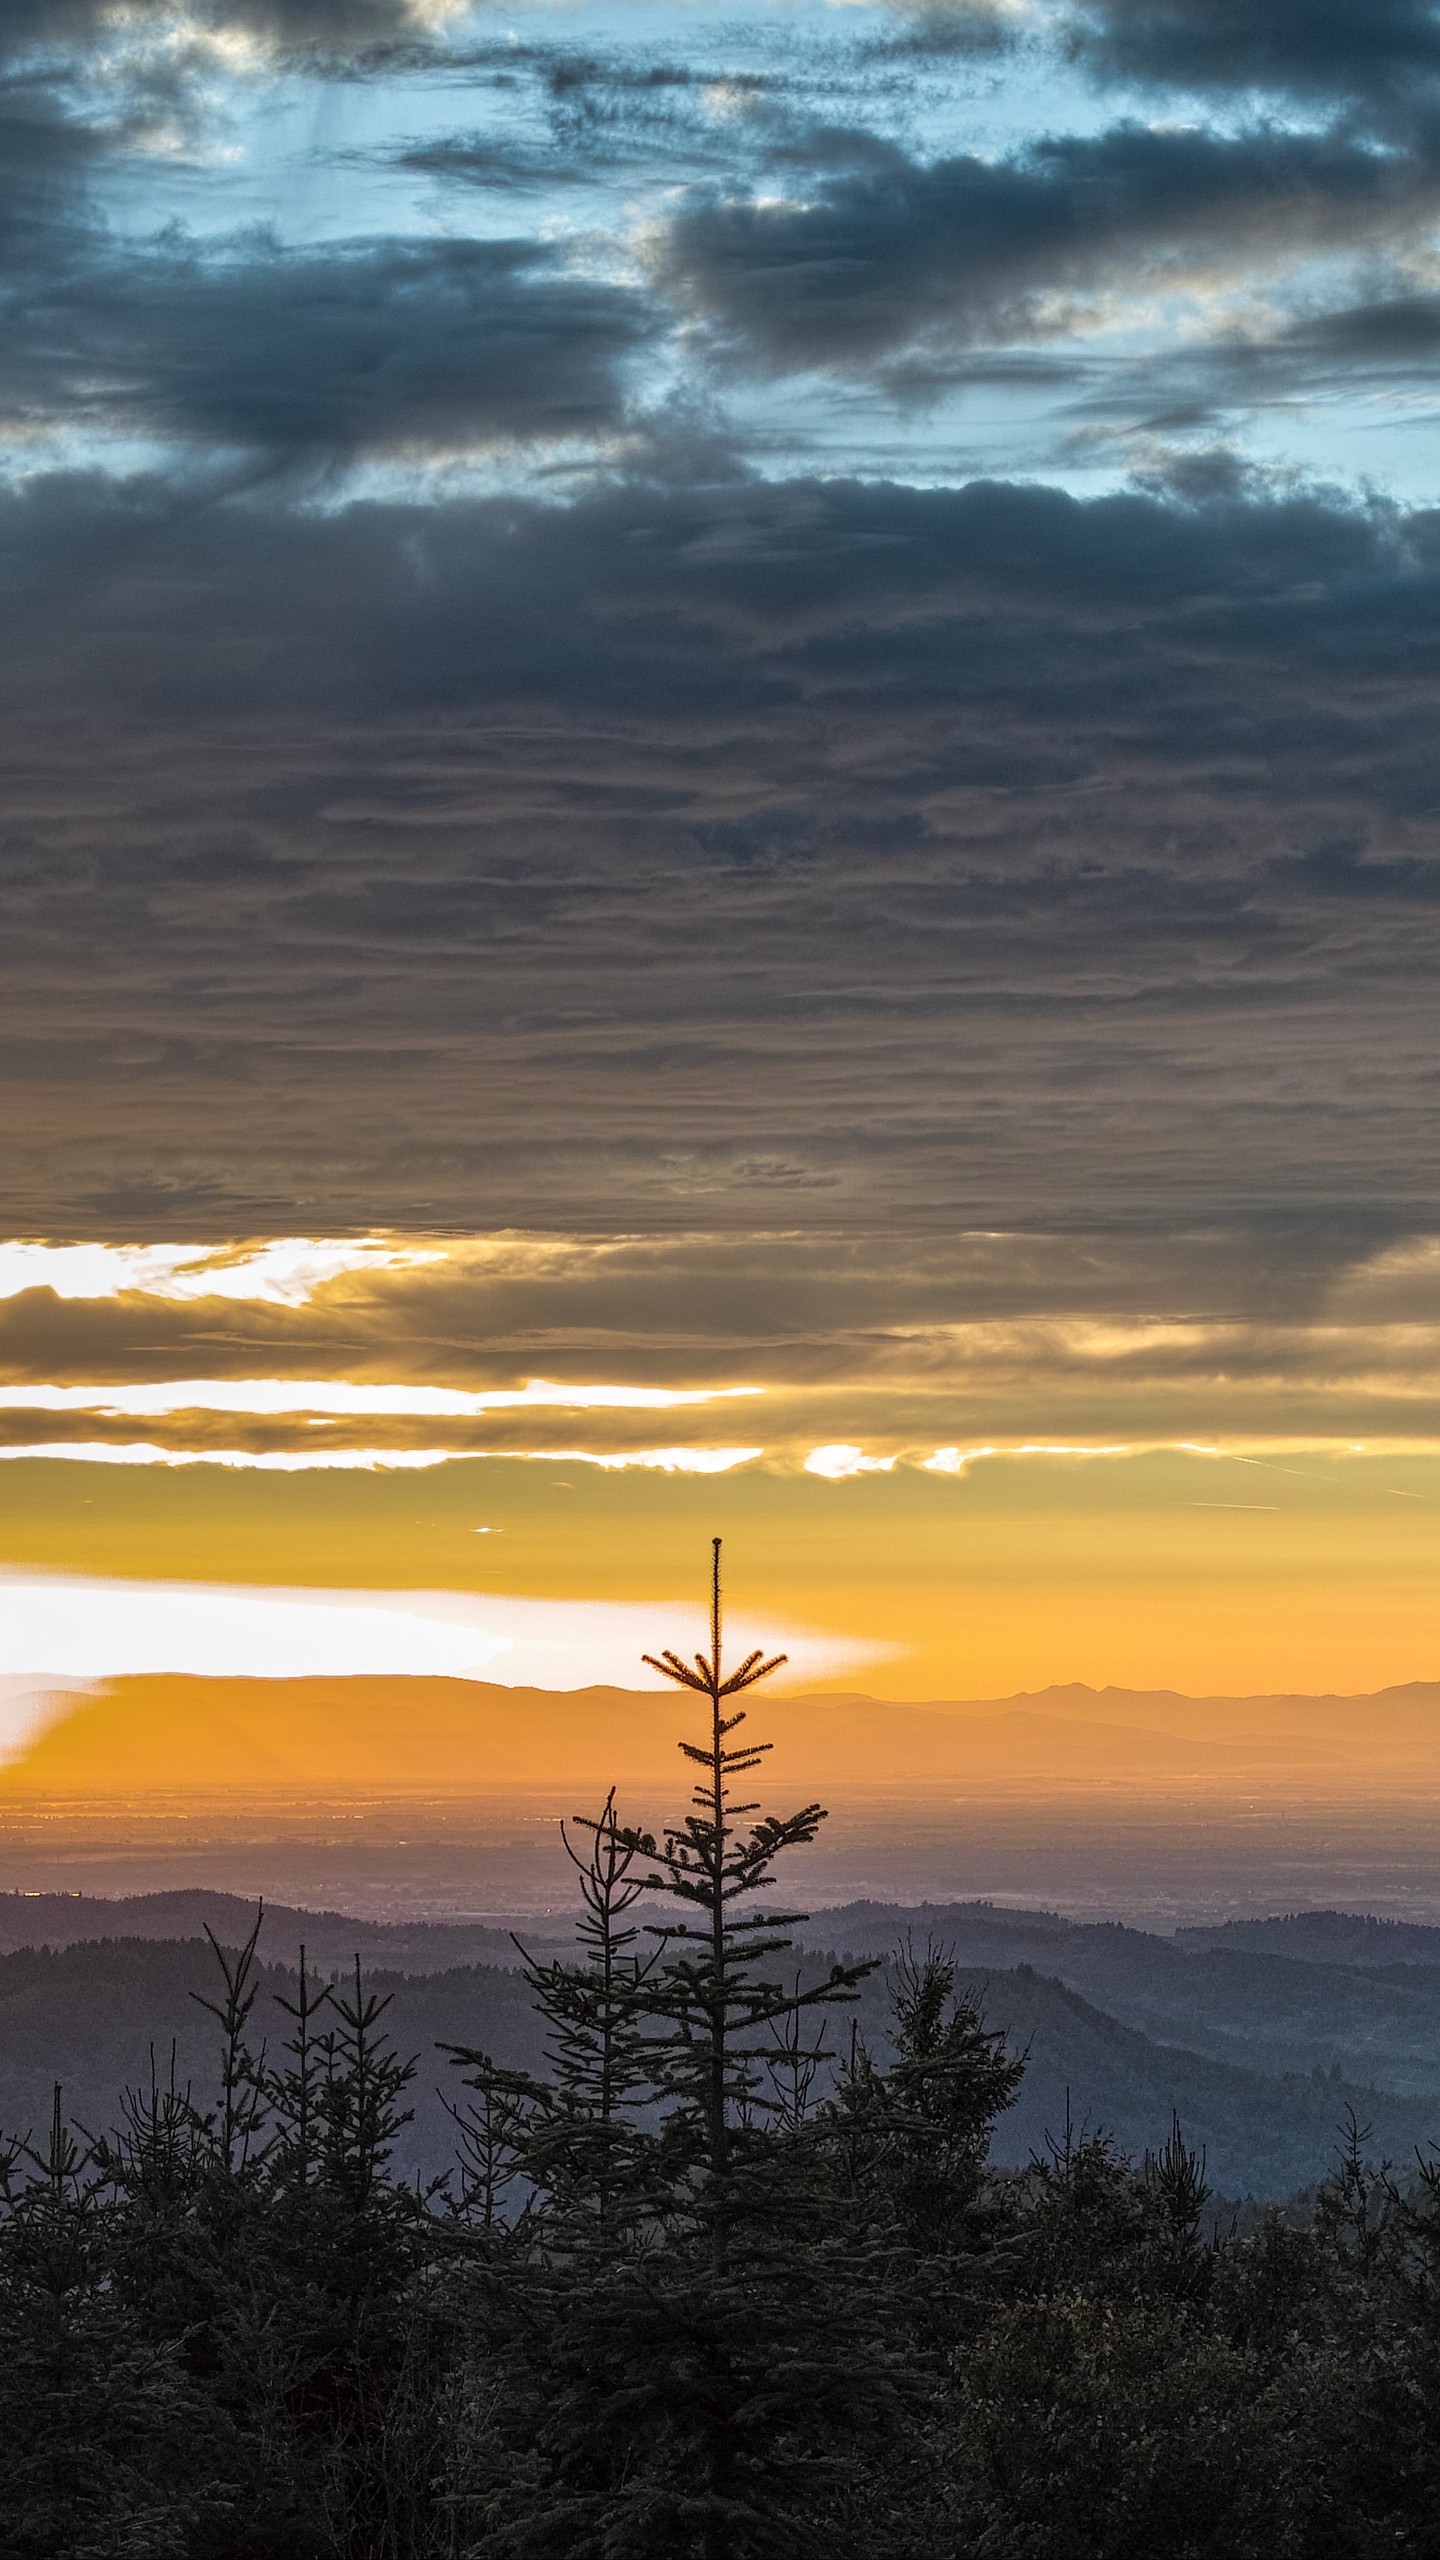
[3,0,1440,1774]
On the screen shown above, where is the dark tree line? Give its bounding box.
[7,1543,1440,2558]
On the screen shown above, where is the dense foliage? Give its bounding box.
[7,1556,1440,2559]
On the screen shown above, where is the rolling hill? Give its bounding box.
[3,1891,1440,2196]
[0,1928,1425,2202]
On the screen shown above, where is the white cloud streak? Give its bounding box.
[0,1238,442,1306]
[519,1445,763,1473]
[0,1441,765,1472]
[804,1443,899,1479]
[0,1443,463,1471]
[0,1572,883,1738]
[923,1445,999,1474]
[0,1377,761,1419]
[0,1572,511,1688]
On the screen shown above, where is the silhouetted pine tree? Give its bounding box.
[192,1905,271,2182]
[829,1941,1023,2256]
[451,1540,887,2560]
[624,1539,865,2224]
[0,2088,230,2557]
[268,1944,334,2197]
[522,1790,660,2226]
[444,1789,657,2233]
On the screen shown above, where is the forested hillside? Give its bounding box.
[2,1930,1434,2200]
[795,1901,1440,2093]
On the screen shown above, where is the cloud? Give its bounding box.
[1,234,651,460]
[6,0,1440,1542]
[194,0,466,52]
[923,1443,988,1471]
[515,1444,763,1471]
[0,1441,466,1468]
[1062,0,1440,110]
[1044,280,1440,456]
[14,1426,1440,1474]
[0,85,105,282]
[659,118,1440,373]
[0,464,1438,1246]
[1284,289,1440,366]
[870,0,1032,58]
[397,47,783,195]
[7,1222,1440,1451]
[0,1375,756,1417]
[0,21,654,485]
[0,1235,440,1303]
[804,1443,898,1476]
[0,1440,766,1470]
[0,1566,511,1687]
[0,1568,869,1711]
[4,461,1424,725]
[0,1,464,71]
[0,3,128,64]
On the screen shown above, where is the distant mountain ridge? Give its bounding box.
[0,1886,564,1972]
[1179,1910,1440,1966]
[4,1671,1439,1796]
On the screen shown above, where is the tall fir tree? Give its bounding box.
[443,1789,657,2232]
[452,1540,884,2560]
[626,1536,865,2227]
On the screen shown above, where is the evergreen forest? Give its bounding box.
[7,1547,1440,2560]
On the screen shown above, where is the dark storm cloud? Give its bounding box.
[1245,285,1440,407]
[0,233,650,458]
[1063,0,1440,108]
[0,95,100,271]
[659,117,1440,373]
[200,0,457,52]
[7,457,1427,722]
[1291,290,1440,362]
[0,0,458,68]
[0,2,126,60]
[0,0,466,205]
[0,464,1439,1245]
[867,3,1022,59]
[0,9,651,467]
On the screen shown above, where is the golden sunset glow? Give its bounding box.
[0,1227,1437,1745]
[2,1219,1440,1796]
